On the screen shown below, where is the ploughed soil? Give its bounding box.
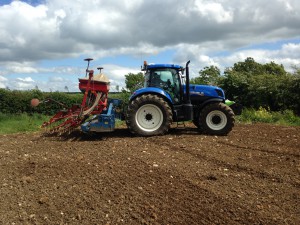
[0,123,299,225]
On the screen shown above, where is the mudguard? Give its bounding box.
[129,87,173,104]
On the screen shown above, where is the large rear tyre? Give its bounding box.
[199,102,235,135]
[126,94,173,136]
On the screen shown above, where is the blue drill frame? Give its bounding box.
[81,100,119,133]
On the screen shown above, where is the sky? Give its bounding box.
[0,0,300,92]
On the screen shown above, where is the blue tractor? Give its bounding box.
[126,61,240,136]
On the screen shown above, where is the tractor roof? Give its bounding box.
[146,64,183,70]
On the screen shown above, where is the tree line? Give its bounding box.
[125,57,300,115]
[190,57,300,115]
[1,57,299,116]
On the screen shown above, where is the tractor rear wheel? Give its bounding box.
[126,94,173,136]
[198,102,235,135]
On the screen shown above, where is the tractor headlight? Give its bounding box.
[215,89,224,97]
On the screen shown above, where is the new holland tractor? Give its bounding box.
[35,58,240,136]
[126,60,239,136]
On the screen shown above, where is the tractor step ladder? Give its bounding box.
[176,121,186,128]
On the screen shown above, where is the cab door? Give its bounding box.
[147,68,182,104]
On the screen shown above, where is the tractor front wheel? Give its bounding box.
[126,94,173,136]
[198,102,235,135]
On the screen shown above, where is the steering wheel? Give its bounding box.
[163,79,174,91]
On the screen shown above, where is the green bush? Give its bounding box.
[237,107,300,126]
[0,89,83,115]
[222,60,300,115]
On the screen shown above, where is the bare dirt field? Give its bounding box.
[0,123,299,225]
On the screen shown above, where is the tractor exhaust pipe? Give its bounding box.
[180,60,193,121]
[185,60,191,104]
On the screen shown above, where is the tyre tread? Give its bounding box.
[126,94,173,136]
[199,102,235,135]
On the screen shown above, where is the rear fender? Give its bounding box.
[129,87,173,105]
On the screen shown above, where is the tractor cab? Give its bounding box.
[143,62,184,104]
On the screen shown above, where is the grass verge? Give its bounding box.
[0,113,49,134]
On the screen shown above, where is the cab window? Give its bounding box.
[146,68,181,103]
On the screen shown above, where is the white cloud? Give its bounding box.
[279,43,300,58]
[48,76,66,82]
[194,1,233,23]
[8,65,38,74]
[0,76,8,88]
[0,0,299,90]
[1,0,299,61]
[10,76,35,90]
[175,42,300,77]
[91,64,141,91]
[16,77,35,82]
[0,76,8,81]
